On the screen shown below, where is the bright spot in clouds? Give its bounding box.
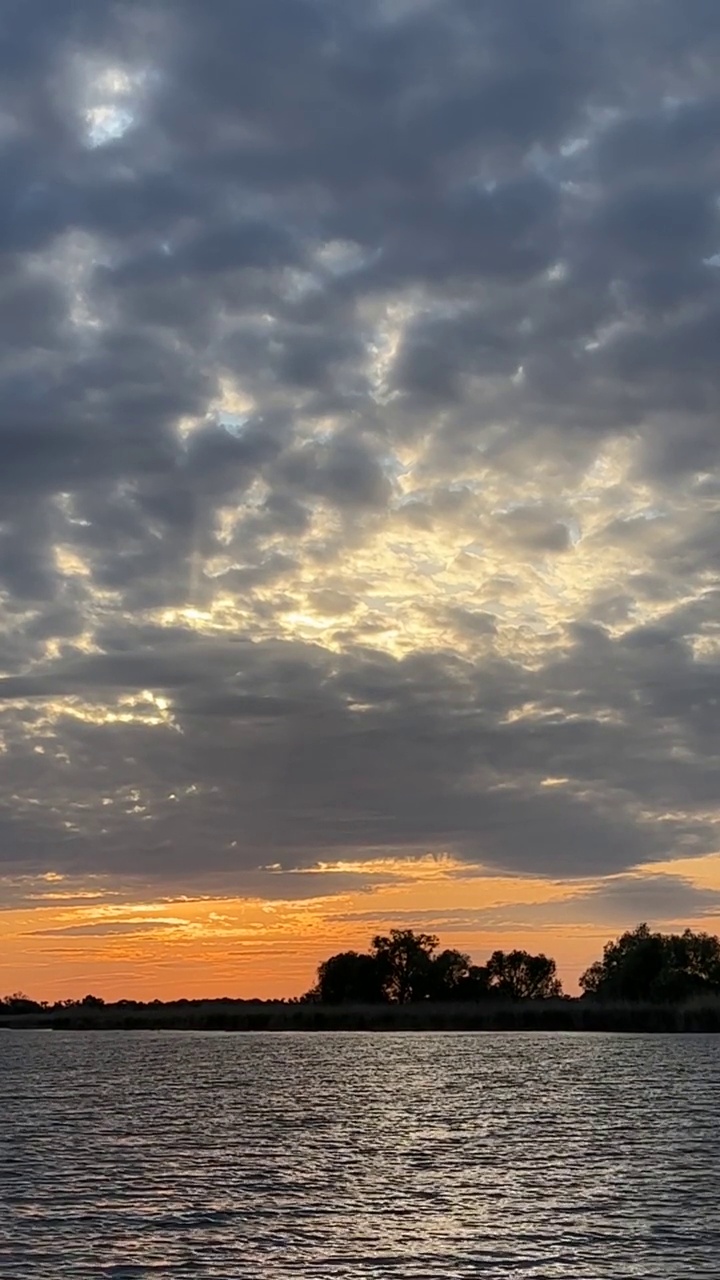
[78,63,146,147]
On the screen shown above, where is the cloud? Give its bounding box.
[0,0,719,923]
[27,919,190,938]
[330,874,720,934]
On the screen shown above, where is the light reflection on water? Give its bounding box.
[1,1031,719,1278]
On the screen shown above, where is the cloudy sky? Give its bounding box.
[3,0,720,999]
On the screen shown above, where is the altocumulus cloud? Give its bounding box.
[1,0,720,911]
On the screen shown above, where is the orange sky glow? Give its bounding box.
[5,853,720,1003]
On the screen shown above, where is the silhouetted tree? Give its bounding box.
[580,923,720,1001]
[424,948,472,999]
[306,932,564,1004]
[674,928,720,993]
[580,923,666,1001]
[486,949,563,999]
[0,992,42,1014]
[371,929,439,1002]
[454,964,493,1001]
[314,951,387,1003]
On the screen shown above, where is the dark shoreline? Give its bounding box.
[3,997,720,1033]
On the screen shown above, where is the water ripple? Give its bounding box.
[0,1031,718,1278]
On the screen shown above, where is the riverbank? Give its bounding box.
[2,997,720,1032]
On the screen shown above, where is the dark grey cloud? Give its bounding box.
[1,0,720,910]
[0,620,718,891]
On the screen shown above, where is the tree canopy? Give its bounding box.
[486,949,563,1000]
[580,924,720,1002]
[311,951,387,1004]
[371,929,440,1003]
[305,930,564,1003]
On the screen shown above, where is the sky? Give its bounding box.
[3,0,720,1001]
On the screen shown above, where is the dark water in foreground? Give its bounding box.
[0,1032,718,1279]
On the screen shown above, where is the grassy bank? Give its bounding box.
[3,997,720,1032]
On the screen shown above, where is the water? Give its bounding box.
[0,1031,718,1278]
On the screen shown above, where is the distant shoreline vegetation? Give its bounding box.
[4,924,720,1033]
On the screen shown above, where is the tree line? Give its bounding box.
[302,923,720,1005]
[302,929,562,1003]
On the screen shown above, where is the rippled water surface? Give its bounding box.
[1,1031,719,1278]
